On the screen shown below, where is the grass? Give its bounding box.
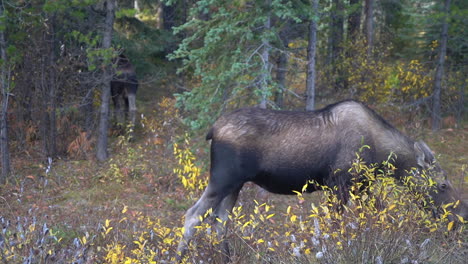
[0,97,467,263]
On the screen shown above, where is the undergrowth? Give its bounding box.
[4,145,464,263]
[0,98,466,263]
[173,151,466,264]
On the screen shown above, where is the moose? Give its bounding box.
[111,54,138,130]
[177,100,467,259]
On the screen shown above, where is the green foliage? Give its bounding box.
[115,8,138,19]
[69,29,116,71]
[392,0,467,64]
[448,0,468,64]
[378,0,411,51]
[170,0,304,131]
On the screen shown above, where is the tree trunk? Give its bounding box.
[40,54,50,157]
[259,1,271,109]
[0,4,10,183]
[328,0,345,90]
[46,15,57,157]
[119,0,134,9]
[328,0,344,65]
[364,0,374,57]
[306,0,318,111]
[96,0,116,161]
[40,25,57,158]
[134,0,141,12]
[274,52,287,108]
[162,3,176,30]
[348,0,361,39]
[432,0,451,131]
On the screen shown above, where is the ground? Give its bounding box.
[0,94,467,263]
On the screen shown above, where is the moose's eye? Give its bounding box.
[440,183,447,190]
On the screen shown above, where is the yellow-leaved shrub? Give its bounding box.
[173,134,208,198]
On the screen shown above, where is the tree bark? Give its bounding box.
[432,0,451,131]
[274,52,287,108]
[40,53,50,157]
[38,16,61,159]
[306,0,318,111]
[48,41,57,158]
[364,0,374,57]
[348,0,361,38]
[134,0,141,12]
[328,0,344,65]
[0,3,10,183]
[162,3,176,30]
[96,0,116,161]
[259,1,271,109]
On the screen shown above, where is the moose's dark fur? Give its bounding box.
[111,54,138,128]
[178,100,467,260]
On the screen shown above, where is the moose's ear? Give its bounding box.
[414,140,435,169]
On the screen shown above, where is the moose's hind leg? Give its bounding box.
[177,184,228,257]
[214,187,242,262]
[177,176,243,260]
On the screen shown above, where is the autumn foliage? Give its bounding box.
[0,99,466,263]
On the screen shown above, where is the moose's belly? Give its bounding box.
[252,167,327,195]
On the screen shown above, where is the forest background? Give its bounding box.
[0,0,467,263]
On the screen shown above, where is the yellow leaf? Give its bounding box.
[134,240,143,247]
[105,227,113,235]
[447,221,454,231]
[292,190,302,196]
[290,215,297,222]
[163,237,174,244]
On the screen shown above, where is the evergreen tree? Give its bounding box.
[170,0,304,130]
[0,1,10,182]
[97,0,117,161]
